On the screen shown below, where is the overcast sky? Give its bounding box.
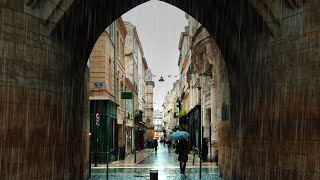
[122,0,187,110]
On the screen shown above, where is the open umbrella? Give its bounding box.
[169,131,189,141]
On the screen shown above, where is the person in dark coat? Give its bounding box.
[175,139,189,174]
[167,139,172,151]
[153,139,158,152]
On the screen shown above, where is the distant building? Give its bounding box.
[163,80,180,136]
[145,69,155,141]
[153,110,164,130]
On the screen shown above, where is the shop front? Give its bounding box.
[90,100,118,165]
[180,105,201,152]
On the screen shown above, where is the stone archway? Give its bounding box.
[0,0,319,179]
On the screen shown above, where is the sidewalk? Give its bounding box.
[91,147,216,168]
[168,147,217,167]
[187,152,217,167]
[110,148,155,166]
[90,146,221,179]
[91,148,155,168]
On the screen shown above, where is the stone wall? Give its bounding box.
[81,67,90,179]
[0,7,86,179]
[89,31,115,100]
[218,1,320,179]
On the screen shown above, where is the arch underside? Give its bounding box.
[52,0,320,178]
[53,0,266,69]
[1,0,319,179]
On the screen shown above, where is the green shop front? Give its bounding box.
[90,100,118,165]
[179,105,201,152]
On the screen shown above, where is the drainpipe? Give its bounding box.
[124,86,127,155]
[113,22,118,164]
[113,23,118,103]
[132,28,136,154]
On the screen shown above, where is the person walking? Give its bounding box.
[175,139,189,174]
[153,139,158,152]
[167,140,172,152]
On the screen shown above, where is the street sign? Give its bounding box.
[94,82,103,89]
[121,92,133,99]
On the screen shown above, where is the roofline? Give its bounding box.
[116,17,127,38]
[142,57,148,69]
[133,27,144,56]
[124,21,145,57]
[178,32,188,50]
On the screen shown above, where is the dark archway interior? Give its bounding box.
[53,0,268,178]
[1,0,319,179]
[52,0,320,178]
[54,0,266,71]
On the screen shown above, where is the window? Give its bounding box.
[112,119,116,149]
[109,58,112,91]
[117,32,120,58]
[117,77,120,103]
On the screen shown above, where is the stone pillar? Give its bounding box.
[203,108,210,138]
[81,66,90,179]
[209,81,218,162]
[0,7,86,179]
[219,2,320,178]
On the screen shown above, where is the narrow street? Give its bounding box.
[91,145,220,179]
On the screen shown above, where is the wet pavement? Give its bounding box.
[90,145,221,180]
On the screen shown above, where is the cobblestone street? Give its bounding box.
[90,145,220,179]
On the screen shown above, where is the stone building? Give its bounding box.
[124,76,138,154]
[153,110,164,141]
[163,80,180,136]
[189,15,230,161]
[89,17,127,162]
[163,91,173,134]
[124,21,146,151]
[177,30,191,114]
[145,69,155,141]
[177,15,230,161]
[139,57,148,118]
[140,57,149,146]
[114,19,128,154]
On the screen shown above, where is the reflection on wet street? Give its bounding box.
[91,145,220,180]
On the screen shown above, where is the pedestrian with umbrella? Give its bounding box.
[170,131,189,175]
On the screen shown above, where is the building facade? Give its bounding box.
[153,110,164,140]
[145,69,155,141]
[88,18,153,158]
[163,80,180,136]
[177,30,191,114]
[175,15,230,161]
[89,18,127,162]
[125,21,148,151]
[124,77,138,154]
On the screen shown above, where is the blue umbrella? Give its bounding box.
[169,131,189,141]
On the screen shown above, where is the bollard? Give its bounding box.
[150,170,158,180]
[134,151,138,163]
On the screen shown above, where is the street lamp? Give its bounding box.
[159,76,164,82]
